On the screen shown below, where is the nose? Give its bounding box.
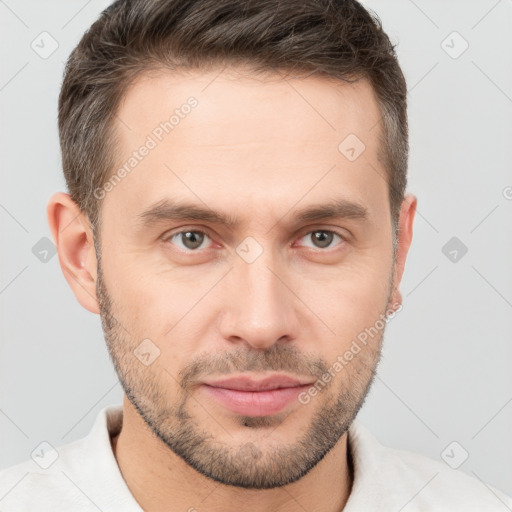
[218,247,300,350]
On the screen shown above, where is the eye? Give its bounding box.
[166,230,212,251]
[163,228,345,253]
[297,229,344,250]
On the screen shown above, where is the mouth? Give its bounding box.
[200,374,315,417]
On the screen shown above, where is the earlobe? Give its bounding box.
[47,192,100,314]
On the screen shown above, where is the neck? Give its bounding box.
[112,396,353,512]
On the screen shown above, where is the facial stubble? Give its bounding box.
[95,246,393,489]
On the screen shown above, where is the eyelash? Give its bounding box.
[162,228,346,252]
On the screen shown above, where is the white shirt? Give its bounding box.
[1,404,511,511]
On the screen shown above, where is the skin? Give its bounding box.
[47,66,416,512]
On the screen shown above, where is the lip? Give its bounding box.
[202,374,312,391]
[200,374,315,417]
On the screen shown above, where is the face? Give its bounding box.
[95,66,402,489]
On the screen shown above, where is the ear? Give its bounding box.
[47,192,100,314]
[388,193,417,311]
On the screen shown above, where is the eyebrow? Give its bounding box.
[137,197,369,230]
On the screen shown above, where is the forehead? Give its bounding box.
[105,66,387,227]
[116,66,381,146]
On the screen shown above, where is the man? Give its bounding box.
[1,0,511,510]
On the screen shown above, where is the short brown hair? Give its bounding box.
[58,0,408,249]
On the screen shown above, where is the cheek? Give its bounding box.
[110,270,213,358]
[102,231,392,349]
[298,256,392,329]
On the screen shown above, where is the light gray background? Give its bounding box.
[1,0,511,500]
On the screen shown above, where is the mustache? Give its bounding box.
[178,344,329,388]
